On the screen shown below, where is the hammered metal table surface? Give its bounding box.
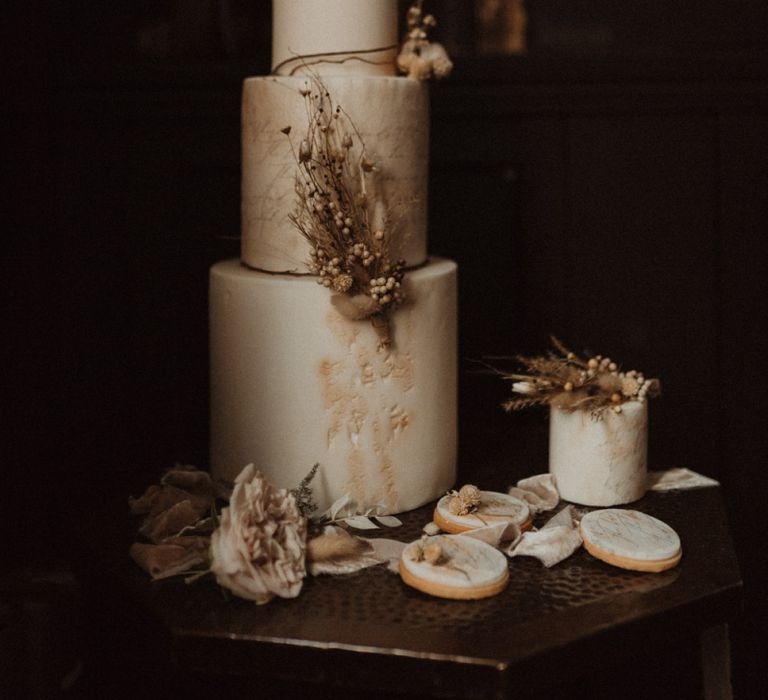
[84,479,742,699]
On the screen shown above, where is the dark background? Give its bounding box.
[4,1,767,697]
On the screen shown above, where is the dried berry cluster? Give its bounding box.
[311,245,405,309]
[397,1,453,80]
[286,79,406,346]
[501,337,661,417]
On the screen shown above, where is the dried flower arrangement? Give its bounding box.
[129,463,404,604]
[284,78,406,348]
[499,337,660,417]
[397,1,453,80]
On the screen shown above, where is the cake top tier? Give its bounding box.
[271,0,399,77]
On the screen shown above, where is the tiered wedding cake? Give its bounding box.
[210,0,457,514]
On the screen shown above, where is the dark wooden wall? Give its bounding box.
[427,60,768,696]
[5,1,768,696]
[431,59,768,477]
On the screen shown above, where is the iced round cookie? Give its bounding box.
[580,509,682,573]
[433,490,532,534]
[399,535,509,600]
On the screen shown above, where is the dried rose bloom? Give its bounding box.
[210,464,307,604]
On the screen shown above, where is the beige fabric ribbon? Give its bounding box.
[507,473,560,514]
[504,505,582,567]
[455,505,581,568]
[647,468,719,491]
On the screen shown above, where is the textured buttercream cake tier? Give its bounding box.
[210,257,457,514]
[241,75,429,272]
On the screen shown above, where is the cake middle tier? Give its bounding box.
[210,257,457,515]
[241,75,429,272]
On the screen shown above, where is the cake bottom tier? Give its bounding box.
[210,257,457,514]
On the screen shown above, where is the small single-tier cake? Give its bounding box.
[550,402,648,506]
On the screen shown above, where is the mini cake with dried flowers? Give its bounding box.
[501,338,661,506]
[210,0,457,514]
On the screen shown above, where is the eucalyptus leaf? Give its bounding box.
[374,515,402,528]
[322,492,353,521]
[343,516,380,530]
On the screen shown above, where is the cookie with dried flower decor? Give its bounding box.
[399,534,509,600]
[433,484,533,534]
[579,509,682,573]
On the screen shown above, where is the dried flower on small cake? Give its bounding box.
[497,336,660,418]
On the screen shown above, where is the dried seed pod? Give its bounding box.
[447,495,464,516]
[422,542,443,565]
[331,274,353,293]
[298,139,312,163]
[409,545,424,562]
[621,377,640,397]
[458,484,481,507]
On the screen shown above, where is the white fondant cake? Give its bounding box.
[210,258,457,512]
[549,401,648,507]
[210,0,458,514]
[272,0,398,77]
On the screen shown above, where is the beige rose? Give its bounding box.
[210,464,307,604]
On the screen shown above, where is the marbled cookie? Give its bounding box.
[433,490,533,534]
[579,509,682,573]
[399,534,509,600]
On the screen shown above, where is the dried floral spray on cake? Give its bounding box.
[284,78,406,348]
[397,1,454,80]
[499,336,660,418]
